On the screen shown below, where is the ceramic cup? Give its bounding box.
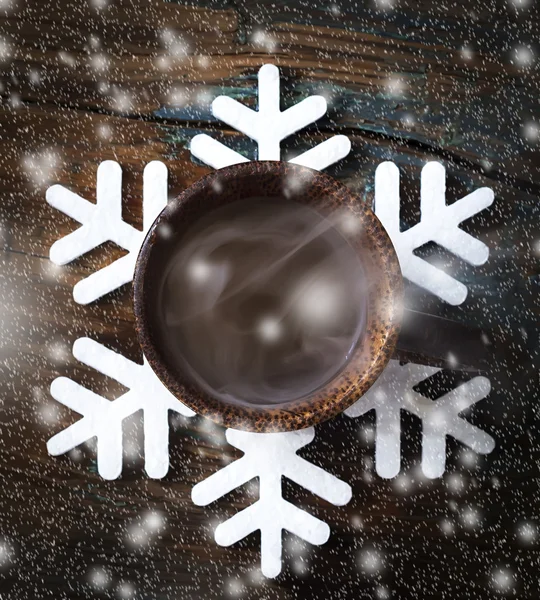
[133,161,402,432]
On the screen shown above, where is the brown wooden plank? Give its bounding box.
[0,1,538,598]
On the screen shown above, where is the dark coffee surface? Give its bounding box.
[157,198,367,407]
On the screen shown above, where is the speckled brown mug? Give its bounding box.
[133,161,403,432]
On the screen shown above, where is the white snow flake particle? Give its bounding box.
[0,36,12,62]
[46,160,167,304]
[190,64,351,170]
[516,520,538,544]
[191,428,352,578]
[523,120,539,143]
[490,566,516,594]
[251,29,277,53]
[375,585,391,599]
[23,148,59,188]
[511,44,535,67]
[47,337,194,480]
[459,505,483,530]
[345,360,495,478]
[117,581,136,599]
[0,540,14,569]
[374,161,494,305]
[357,545,385,575]
[439,518,455,536]
[461,44,474,61]
[88,566,110,590]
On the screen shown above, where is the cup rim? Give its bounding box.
[133,160,402,432]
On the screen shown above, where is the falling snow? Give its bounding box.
[0,0,538,598]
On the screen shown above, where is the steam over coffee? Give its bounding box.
[157,197,368,407]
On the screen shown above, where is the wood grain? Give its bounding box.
[0,1,539,598]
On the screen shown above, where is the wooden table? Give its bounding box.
[0,1,539,598]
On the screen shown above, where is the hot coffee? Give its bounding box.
[155,197,368,407]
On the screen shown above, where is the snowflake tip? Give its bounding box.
[73,283,90,305]
[45,438,59,456]
[73,278,104,305]
[49,376,69,403]
[48,246,64,267]
[376,160,399,176]
[190,133,249,169]
[263,563,282,580]
[313,522,331,545]
[451,285,467,306]
[336,483,353,505]
[144,160,167,177]
[289,135,351,170]
[472,243,489,267]
[143,161,168,221]
[485,436,496,454]
[476,376,492,397]
[214,521,238,547]
[259,62,279,80]
[98,159,122,177]
[191,486,207,507]
[73,337,96,361]
[45,183,63,204]
[48,240,67,267]
[422,160,444,178]
[211,94,241,118]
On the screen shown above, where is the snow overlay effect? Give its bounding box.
[44,64,498,579]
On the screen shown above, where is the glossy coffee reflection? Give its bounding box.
[156,197,368,407]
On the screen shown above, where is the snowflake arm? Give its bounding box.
[192,428,351,578]
[374,161,494,305]
[48,377,126,480]
[47,338,194,480]
[47,162,137,265]
[46,161,168,304]
[288,137,352,171]
[189,135,250,170]
[345,360,495,479]
[190,64,351,170]
[412,377,494,477]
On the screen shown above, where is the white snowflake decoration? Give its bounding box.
[345,360,495,479]
[43,63,498,578]
[47,337,194,479]
[190,63,351,170]
[191,428,352,578]
[374,161,494,305]
[46,160,167,304]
